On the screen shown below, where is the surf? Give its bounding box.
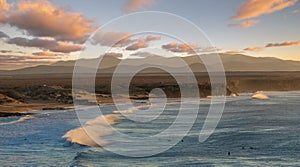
[0,115,34,126]
[62,113,124,147]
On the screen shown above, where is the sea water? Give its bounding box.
[0,91,300,166]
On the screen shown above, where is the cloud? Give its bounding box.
[0,53,59,67]
[244,46,265,52]
[1,0,97,42]
[92,32,161,50]
[126,41,148,50]
[223,50,245,54]
[104,52,123,58]
[266,40,300,47]
[0,50,25,54]
[292,9,300,13]
[0,50,12,53]
[232,0,298,20]
[199,46,221,53]
[0,31,9,38]
[162,42,199,54]
[124,35,160,50]
[92,31,134,47]
[49,41,84,53]
[124,0,155,13]
[0,54,55,69]
[92,32,161,51]
[0,55,26,63]
[0,0,10,22]
[228,20,259,28]
[245,40,300,52]
[0,51,61,67]
[162,42,220,55]
[28,51,62,59]
[32,51,55,57]
[7,37,84,53]
[131,51,159,57]
[144,35,161,42]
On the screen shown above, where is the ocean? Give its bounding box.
[0,91,300,166]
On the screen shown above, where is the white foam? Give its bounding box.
[0,115,33,126]
[63,101,176,147]
[112,104,150,114]
[252,93,269,99]
[62,114,123,147]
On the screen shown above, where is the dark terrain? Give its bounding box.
[1,71,300,114]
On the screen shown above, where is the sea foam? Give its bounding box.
[252,92,269,99]
[63,101,171,146]
[0,115,33,126]
[63,114,123,147]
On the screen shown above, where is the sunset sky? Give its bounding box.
[0,0,299,69]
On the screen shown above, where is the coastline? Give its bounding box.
[1,71,300,114]
[0,103,73,116]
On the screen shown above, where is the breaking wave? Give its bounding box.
[252,92,269,99]
[62,114,124,147]
[63,101,177,147]
[0,115,34,126]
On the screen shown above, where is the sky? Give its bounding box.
[0,0,300,69]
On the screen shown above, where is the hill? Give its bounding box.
[1,54,300,75]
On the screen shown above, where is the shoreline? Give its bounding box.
[1,90,300,115]
[0,103,73,115]
[1,71,300,114]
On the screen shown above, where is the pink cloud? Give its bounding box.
[162,42,199,54]
[0,54,55,69]
[92,31,134,47]
[124,0,155,13]
[126,41,148,50]
[1,0,97,42]
[0,54,57,67]
[0,0,10,22]
[224,50,245,54]
[232,0,298,20]
[92,32,161,51]
[245,40,300,52]
[228,20,259,28]
[124,35,160,50]
[244,46,265,52]
[0,55,26,63]
[145,35,161,42]
[28,51,62,59]
[266,40,300,47]
[7,37,84,53]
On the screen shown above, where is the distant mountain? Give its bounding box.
[51,56,121,69]
[1,54,300,75]
[218,54,300,71]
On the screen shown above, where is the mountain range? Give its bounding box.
[1,54,300,75]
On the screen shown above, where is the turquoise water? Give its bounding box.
[0,91,300,166]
